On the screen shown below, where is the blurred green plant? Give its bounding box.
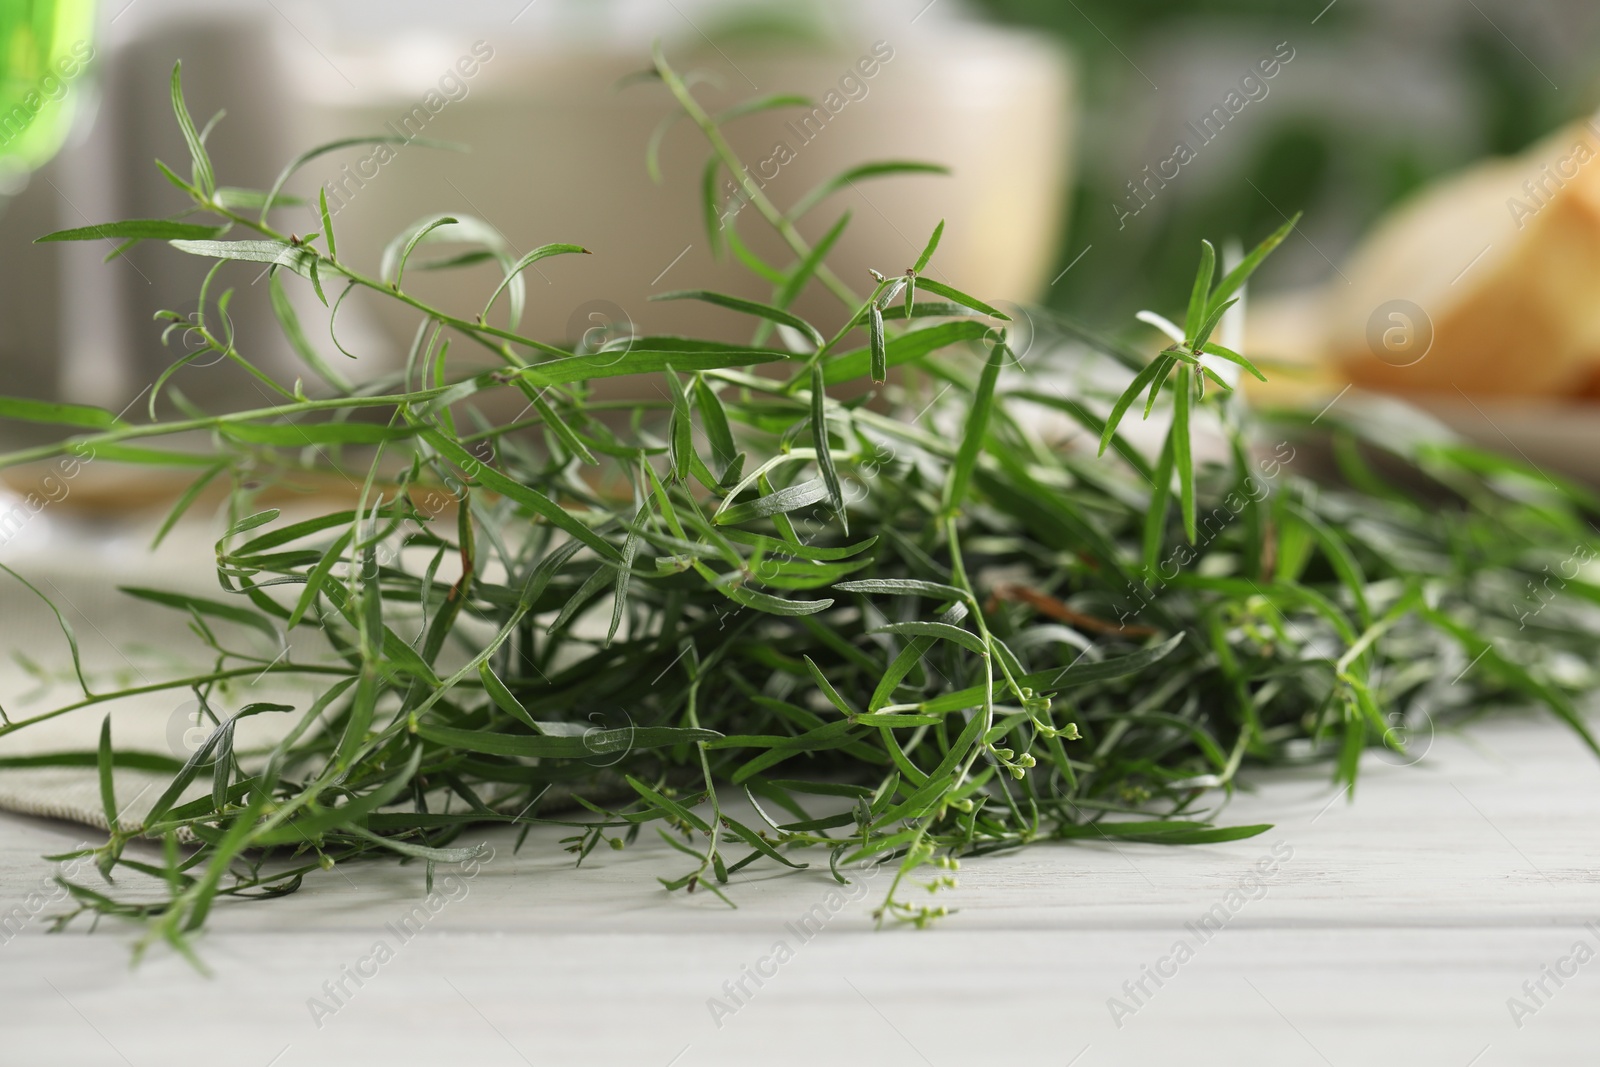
[0,0,96,181]
[972,0,1583,325]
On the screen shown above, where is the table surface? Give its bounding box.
[0,709,1596,1067]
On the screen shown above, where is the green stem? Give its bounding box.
[207,202,568,364]
[0,664,353,739]
[652,44,861,312]
[0,388,459,471]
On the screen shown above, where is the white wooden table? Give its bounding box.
[1,710,1596,1067]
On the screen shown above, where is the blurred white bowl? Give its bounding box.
[281,18,1075,362]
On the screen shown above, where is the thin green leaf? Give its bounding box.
[1173,365,1196,542]
[482,243,590,322]
[810,365,845,532]
[823,321,991,385]
[868,305,886,383]
[906,277,1009,320]
[98,716,119,833]
[1098,355,1172,455]
[912,220,944,274]
[1185,239,1216,340]
[944,338,1006,512]
[389,216,459,290]
[787,160,950,221]
[653,290,824,348]
[1207,213,1300,317]
[170,62,215,195]
[36,220,224,244]
[0,397,123,430]
[269,271,352,392]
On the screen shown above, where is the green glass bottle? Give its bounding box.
[0,0,96,181]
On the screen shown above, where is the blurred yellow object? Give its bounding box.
[1249,117,1600,403]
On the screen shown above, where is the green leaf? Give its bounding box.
[717,93,813,123]
[920,635,1185,714]
[725,217,784,283]
[611,504,646,644]
[653,290,824,348]
[169,239,322,282]
[258,134,463,222]
[479,661,538,730]
[906,277,1008,320]
[152,462,229,549]
[944,338,1007,512]
[714,478,832,526]
[1191,297,1237,355]
[388,216,458,290]
[645,110,684,185]
[269,271,352,393]
[912,219,944,274]
[418,428,620,561]
[1144,352,1178,419]
[318,188,338,261]
[1173,365,1196,542]
[701,154,723,257]
[252,749,421,846]
[871,620,988,657]
[716,581,834,617]
[693,375,738,475]
[1144,433,1176,574]
[482,243,590,322]
[787,160,950,221]
[224,510,281,541]
[1,562,90,697]
[626,773,712,833]
[801,655,857,716]
[751,556,871,591]
[349,828,489,863]
[0,396,123,430]
[810,366,845,531]
[1208,213,1300,317]
[823,321,991,385]
[415,721,721,759]
[98,716,119,833]
[219,421,415,447]
[721,530,878,561]
[119,587,279,642]
[211,717,236,809]
[868,305,886,383]
[1098,355,1172,455]
[1012,392,1154,484]
[773,211,851,317]
[520,347,790,388]
[36,220,225,244]
[725,815,809,870]
[144,702,299,831]
[170,62,215,195]
[1422,606,1600,759]
[1055,820,1272,845]
[1199,341,1267,382]
[0,751,184,774]
[872,772,957,827]
[73,444,216,468]
[1184,239,1215,340]
[214,187,303,212]
[338,664,379,767]
[835,578,968,602]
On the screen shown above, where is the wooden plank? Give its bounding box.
[0,715,1595,1064]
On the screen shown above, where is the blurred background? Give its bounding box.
[3,0,1600,455]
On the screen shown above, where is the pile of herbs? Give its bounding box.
[3,48,1599,957]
